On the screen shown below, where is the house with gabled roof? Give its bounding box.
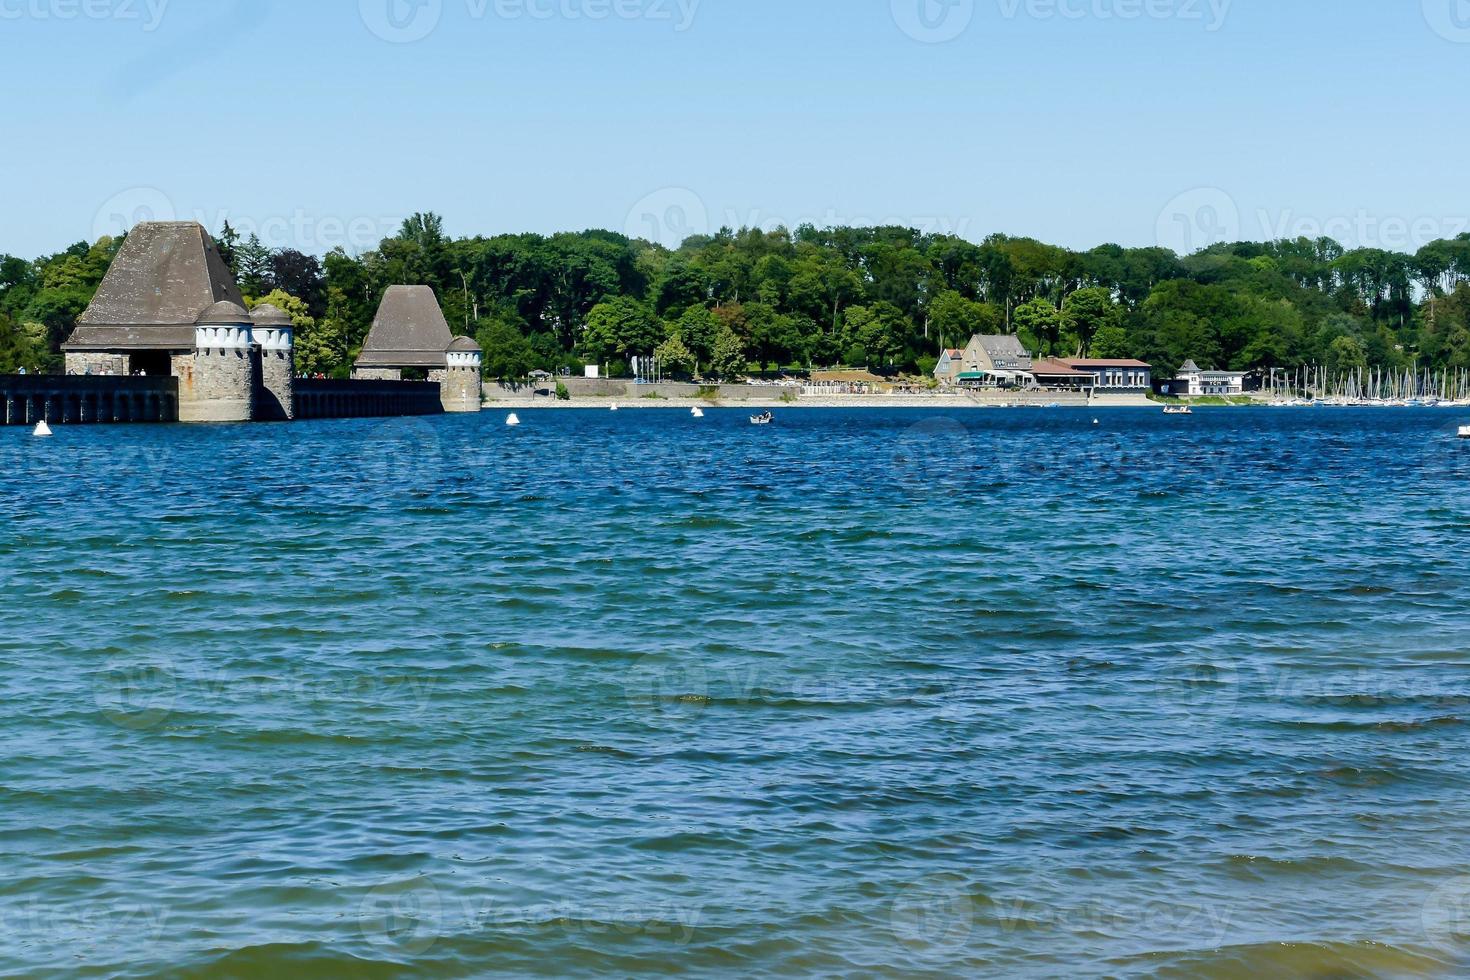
[944,334,1034,388]
[934,348,965,385]
[1170,359,1247,397]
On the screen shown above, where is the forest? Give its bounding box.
[4,212,1470,382]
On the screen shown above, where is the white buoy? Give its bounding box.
[691,407,705,418]
[1093,419,1100,426]
[506,413,521,427]
[33,420,52,437]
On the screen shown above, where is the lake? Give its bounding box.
[3,407,1470,977]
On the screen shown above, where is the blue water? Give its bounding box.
[4,407,1470,978]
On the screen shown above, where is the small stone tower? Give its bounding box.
[183,300,255,422]
[250,303,295,421]
[442,336,483,413]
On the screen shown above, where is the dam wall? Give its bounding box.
[293,379,444,420]
[1,375,445,425]
[0,375,179,424]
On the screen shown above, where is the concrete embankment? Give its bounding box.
[482,391,1154,410]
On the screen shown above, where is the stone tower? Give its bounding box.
[63,222,263,422]
[442,336,483,412]
[352,285,481,415]
[182,300,256,422]
[250,303,295,421]
[353,285,455,381]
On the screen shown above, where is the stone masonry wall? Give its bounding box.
[65,352,128,377]
[178,348,253,422]
[257,349,295,421]
[439,366,482,413]
[352,368,402,381]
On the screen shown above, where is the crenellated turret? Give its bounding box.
[250,303,295,420]
[181,300,255,422]
[441,336,483,413]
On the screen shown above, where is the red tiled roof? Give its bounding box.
[1030,358,1093,377]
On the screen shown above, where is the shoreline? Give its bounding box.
[482,394,1156,410]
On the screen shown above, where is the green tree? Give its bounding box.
[929,290,1002,348]
[843,302,907,367]
[582,296,661,363]
[1090,325,1131,359]
[253,290,326,376]
[654,333,695,376]
[672,305,720,368]
[1325,335,1368,376]
[216,220,241,275]
[708,325,746,380]
[1061,287,1121,356]
[237,234,273,298]
[1013,298,1062,355]
[475,317,536,380]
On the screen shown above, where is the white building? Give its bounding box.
[1172,359,1248,397]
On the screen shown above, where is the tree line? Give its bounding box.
[4,212,1470,382]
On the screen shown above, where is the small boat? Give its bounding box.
[610,403,620,412]
[1163,405,1193,416]
[33,420,52,437]
[750,412,774,426]
[691,407,705,418]
[506,414,521,427]
[1458,426,1470,440]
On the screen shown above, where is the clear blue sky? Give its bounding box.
[2,0,1467,258]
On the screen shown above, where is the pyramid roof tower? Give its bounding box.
[64,222,245,351]
[355,285,456,369]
